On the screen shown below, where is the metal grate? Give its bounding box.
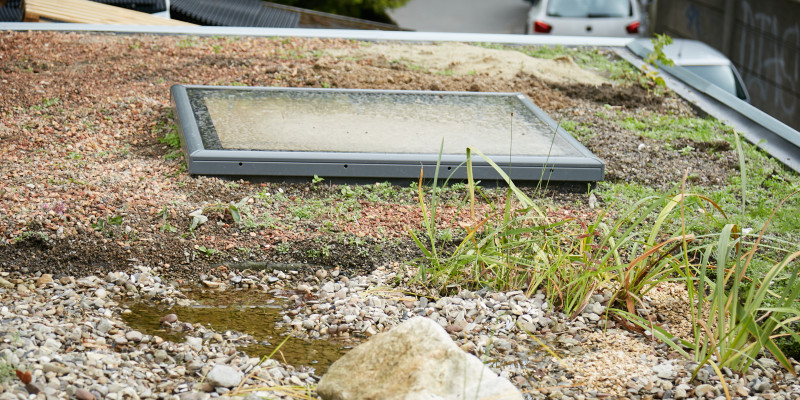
[90,0,166,14]
[0,0,22,22]
[170,0,300,28]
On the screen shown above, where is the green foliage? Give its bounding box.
[411,147,693,316]
[410,143,800,374]
[191,198,250,232]
[275,242,291,255]
[645,33,675,69]
[604,112,800,236]
[13,231,49,244]
[30,97,62,111]
[158,126,181,149]
[312,175,325,184]
[154,112,183,161]
[92,215,123,236]
[158,206,178,233]
[178,38,197,48]
[195,245,220,257]
[0,355,15,383]
[641,33,674,89]
[621,191,800,376]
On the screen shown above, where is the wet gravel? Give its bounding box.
[2,266,799,399]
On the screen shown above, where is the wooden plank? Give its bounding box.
[23,0,196,25]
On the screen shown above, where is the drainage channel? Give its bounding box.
[121,288,353,375]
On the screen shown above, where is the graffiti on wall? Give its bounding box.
[685,4,701,38]
[738,0,799,117]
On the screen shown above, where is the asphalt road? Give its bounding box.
[387,0,532,34]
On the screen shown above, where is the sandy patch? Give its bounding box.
[561,329,660,396]
[327,42,607,86]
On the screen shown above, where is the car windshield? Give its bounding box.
[547,0,631,18]
[684,65,748,101]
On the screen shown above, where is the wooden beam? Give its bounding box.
[23,0,196,26]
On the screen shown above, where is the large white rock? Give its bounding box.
[206,364,243,388]
[317,316,523,400]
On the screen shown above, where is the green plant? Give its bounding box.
[0,355,15,383]
[312,175,325,184]
[158,206,178,233]
[30,97,61,111]
[196,245,220,257]
[618,167,800,377]
[158,126,181,149]
[92,215,123,236]
[275,242,291,255]
[641,33,674,89]
[160,221,177,233]
[13,231,49,243]
[178,38,196,48]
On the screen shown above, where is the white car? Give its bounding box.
[526,0,642,37]
[631,38,750,102]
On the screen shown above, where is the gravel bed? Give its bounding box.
[2,266,799,399]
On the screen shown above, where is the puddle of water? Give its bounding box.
[122,288,350,375]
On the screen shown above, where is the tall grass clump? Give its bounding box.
[619,176,800,377]
[411,147,699,318]
[411,145,800,377]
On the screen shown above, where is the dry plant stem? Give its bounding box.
[707,360,732,400]
[233,331,296,394]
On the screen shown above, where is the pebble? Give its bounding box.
[75,388,95,400]
[125,330,143,342]
[1,265,796,400]
[160,313,178,323]
[206,364,243,388]
[694,384,715,397]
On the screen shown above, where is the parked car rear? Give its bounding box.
[526,0,642,37]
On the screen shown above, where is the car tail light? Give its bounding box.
[533,20,552,34]
[626,21,640,34]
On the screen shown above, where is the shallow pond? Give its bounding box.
[122,288,351,375]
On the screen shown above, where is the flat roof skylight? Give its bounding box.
[171,85,604,182]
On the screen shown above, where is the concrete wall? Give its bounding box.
[652,0,800,131]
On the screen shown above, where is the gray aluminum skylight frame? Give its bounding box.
[170,85,605,182]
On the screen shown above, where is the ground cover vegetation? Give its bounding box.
[1,31,799,392]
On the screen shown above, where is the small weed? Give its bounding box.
[92,215,124,236]
[0,355,15,383]
[178,38,196,48]
[678,145,695,155]
[195,245,220,257]
[312,175,325,184]
[158,126,181,149]
[13,231,49,244]
[275,242,291,255]
[641,33,675,89]
[158,207,177,233]
[160,222,177,233]
[30,97,61,111]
